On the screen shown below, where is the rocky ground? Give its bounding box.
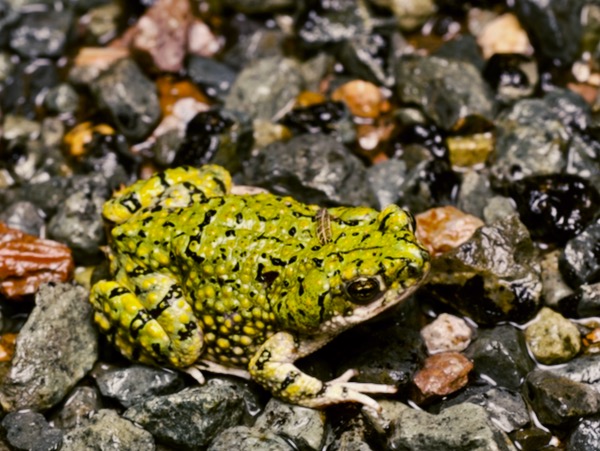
[1,0,600,449]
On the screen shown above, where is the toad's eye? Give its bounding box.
[344,276,385,305]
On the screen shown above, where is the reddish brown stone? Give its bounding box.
[0,223,74,299]
[412,352,474,404]
[416,206,484,257]
[331,80,384,119]
[0,334,17,362]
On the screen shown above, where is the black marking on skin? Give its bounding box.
[158,171,170,188]
[115,233,127,242]
[360,234,371,243]
[130,310,151,339]
[184,243,205,264]
[289,256,297,264]
[256,263,279,287]
[131,346,142,361]
[142,216,154,226]
[283,280,289,287]
[199,209,217,228]
[280,371,299,391]
[298,309,306,316]
[178,320,198,340]
[151,343,163,359]
[317,292,326,322]
[270,257,286,267]
[336,219,359,227]
[232,262,240,272]
[212,175,227,193]
[292,211,314,219]
[138,230,147,238]
[288,227,297,236]
[236,212,243,224]
[378,211,394,232]
[312,258,323,268]
[109,287,129,298]
[163,221,176,228]
[119,192,142,213]
[355,259,363,267]
[311,246,321,251]
[256,235,284,243]
[297,277,305,296]
[257,214,267,222]
[131,266,154,277]
[151,205,163,213]
[329,224,343,243]
[225,230,236,237]
[148,299,170,318]
[255,350,271,370]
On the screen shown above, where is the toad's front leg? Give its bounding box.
[248,332,396,412]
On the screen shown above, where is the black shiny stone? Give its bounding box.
[279,101,348,135]
[483,53,535,94]
[509,174,600,244]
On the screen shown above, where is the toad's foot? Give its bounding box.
[249,332,397,412]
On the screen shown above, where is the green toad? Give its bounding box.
[90,165,430,411]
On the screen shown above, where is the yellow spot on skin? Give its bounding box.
[243,326,256,336]
[206,333,216,342]
[203,264,214,276]
[203,316,215,327]
[217,338,230,349]
[240,336,252,346]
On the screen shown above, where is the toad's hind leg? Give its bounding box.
[90,275,203,368]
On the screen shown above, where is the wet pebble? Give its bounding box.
[0,283,97,411]
[94,364,185,408]
[558,282,600,318]
[395,55,495,130]
[525,307,581,365]
[61,409,155,451]
[279,101,355,143]
[560,218,600,288]
[567,415,600,451]
[91,58,161,140]
[51,386,102,430]
[0,201,45,237]
[426,215,542,325]
[225,56,303,121]
[208,425,293,451]
[509,173,600,244]
[420,313,473,354]
[123,380,245,450]
[547,353,600,391]
[331,80,384,119]
[388,402,516,450]
[464,325,534,390]
[44,83,79,115]
[540,250,574,308]
[253,398,326,451]
[186,56,237,101]
[244,133,377,207]
[442,385,530,434]
[523,369,600,427]
[411,352,473,404]
[415,206,484,257]
[9,8,73,59]
[2,410,63,451]
[483,53,537,104]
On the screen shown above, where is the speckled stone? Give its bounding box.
[525,307,581,365]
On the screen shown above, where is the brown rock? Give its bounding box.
[416,206,484,257]
[412,352,473,404]
[331,80,384,119]
[0,223,74,299]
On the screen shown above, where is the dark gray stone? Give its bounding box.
[512,0,584,64]
[434,34,485,70]
[91,58,160,140]
[224,56,303,121]
[547,353,600,392]
[395,55,495,130]
[426,215,543,325]
[338,32,397,87]
[491,99,568,185]
[464,325,534,390]
[2,410,63,451]
[567,415,600,451]
[187,56,237,101]
[0,201,44,236]
[0,283,98,412]
[123,380,245,450]
[388,403,517,450]
[367,159,408,210]
[244,133,377,207]
[9,8,73,58]
[51,386,102,430]
[47,174,108,262]
[523,370,600,427]
[558,282,600,318]
[254,398,326,451]
[560,219,600,288]
[208,426,293,451]
[457,169,493,219]
[61,409,154,451]
[44,83,79,115]
[297,0,372,49]
[221,0,293,13]
[95,365,185,408]
[442,386,530,433]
